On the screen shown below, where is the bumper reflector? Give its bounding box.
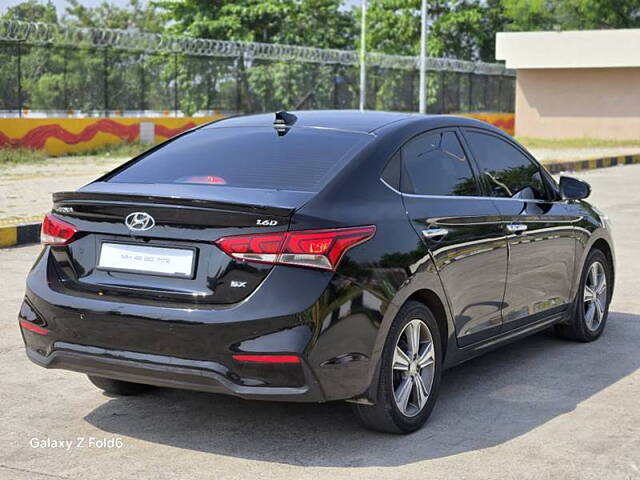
[19,320,49,336]
[232,354,301,364]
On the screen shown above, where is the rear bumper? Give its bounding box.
[20,287,326,402]
[19,249,380,402]
[25,344,324,402]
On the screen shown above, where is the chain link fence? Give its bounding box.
[0,20,515,116]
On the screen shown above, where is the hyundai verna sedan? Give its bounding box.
[19,111,614,433]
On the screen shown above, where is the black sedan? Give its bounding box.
[19,110,615,433]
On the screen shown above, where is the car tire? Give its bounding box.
[353,301,442,434]
[87,375,155,396]
[556,249,612,342]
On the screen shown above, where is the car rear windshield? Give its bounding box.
[105,126,373,192]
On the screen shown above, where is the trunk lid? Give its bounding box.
[49,182,313,305]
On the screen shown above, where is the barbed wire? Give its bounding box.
[0,19,514,76]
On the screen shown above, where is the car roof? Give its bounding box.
[204,110,415,134]
[204,110,507,137]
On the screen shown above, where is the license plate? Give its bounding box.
[98,243,195,277]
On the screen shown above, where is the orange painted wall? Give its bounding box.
[0,116,223,156]
[0,112,514,156]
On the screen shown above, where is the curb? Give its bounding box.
[543,153,640,174]
[0,221,41,248]
[1,153,639,249]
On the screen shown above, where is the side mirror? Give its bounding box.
[559,176,591,200]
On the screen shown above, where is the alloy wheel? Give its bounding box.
[583,261,607,332]
[392,319,436,417]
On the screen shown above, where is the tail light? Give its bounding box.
[41,213,78,246]
[215,225,376,271]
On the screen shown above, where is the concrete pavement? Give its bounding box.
[0,164,639,480]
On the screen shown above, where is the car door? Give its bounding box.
[398,128,508,346]
[461,128,578,331]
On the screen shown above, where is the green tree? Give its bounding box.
[557,0,640,29]
[430,0,505,62]
[364,0,500,61]
[0,1,59,110]
[63,1,170,112]
[501,0,555,31]
[159,0,357,113]
[1,0,167,112]
[158,0,354,48]
[63,0,164,32]
[501,0,640,31]
[157,0,293,42]
[2,0,58,22]
[365,0,640,62]
[361,0,488,110]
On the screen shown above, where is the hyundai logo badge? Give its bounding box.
[125,212,155,232]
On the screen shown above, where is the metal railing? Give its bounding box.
[0,20,515,116]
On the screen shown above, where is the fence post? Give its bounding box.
[173,51,179,116]
[418,0,427,114]
[359,0,367,111]
[235,55,242,114]
[468,72,473,111]
[16,41,23,118]
[333,64,339,109]
[371,65,378,110]
[440,71,445,113]
[63,47,68,111]
[456,72,462,112]
[509,76,515,112]
[103,47,109,117]
[139,54,146,111]
[483,75,489,110]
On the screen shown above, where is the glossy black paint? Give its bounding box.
[559,175,592,200]
[49,184,300,305]
[20,110,615,404]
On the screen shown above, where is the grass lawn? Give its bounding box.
[517,137,640,149]
[0,147,47,165]
[0,141,150,167]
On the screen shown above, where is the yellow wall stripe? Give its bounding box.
[0,116,223,156]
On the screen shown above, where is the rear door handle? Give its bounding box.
[506,224,527,233]
[422,228,449,240]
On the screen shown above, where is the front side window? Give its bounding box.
[464,130,546,199]
[401,131,478,196]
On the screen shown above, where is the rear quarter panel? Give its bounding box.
[294,130,456,400]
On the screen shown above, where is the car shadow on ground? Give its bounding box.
[84,311,639,467]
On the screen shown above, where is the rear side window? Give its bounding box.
[105,127,372,192]
[464,131,546,199]
[401,131,478,196]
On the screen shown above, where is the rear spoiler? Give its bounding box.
[54,182,315,218]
